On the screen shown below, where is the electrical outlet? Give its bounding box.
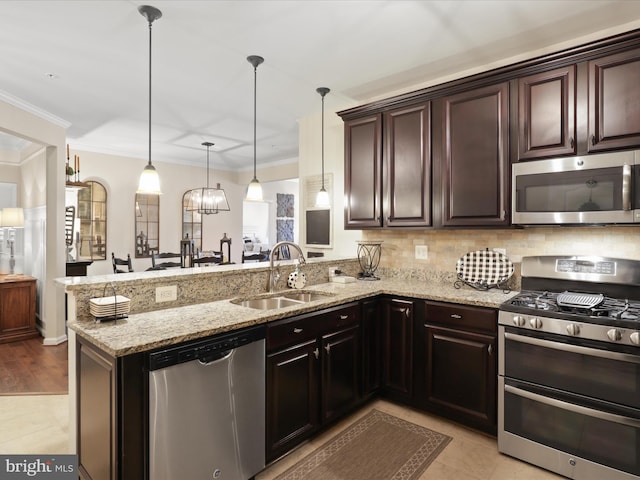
[493,248,507,256]
[328,266,338,278]
[415,245,428,260]
[156,285,177,303]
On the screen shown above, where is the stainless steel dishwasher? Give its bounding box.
[148,325,266,480]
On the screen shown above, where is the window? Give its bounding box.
[77,181,107,260]
[135,193,159,258]
[182,191,202,253]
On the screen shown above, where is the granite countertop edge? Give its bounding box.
[69,278,519,357]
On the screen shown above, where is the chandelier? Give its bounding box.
[186,142,230,214]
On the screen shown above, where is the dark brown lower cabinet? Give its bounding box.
[421,301,497,434]
[361,298,383,398]
[266,339,319,461]
[321,326,360,423]
[77,337,146,480]
[265,303,361,462]
[382,297,414,403]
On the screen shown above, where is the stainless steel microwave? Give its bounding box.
[512,150,640,225]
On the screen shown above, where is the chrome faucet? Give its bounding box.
[267,241,306,292]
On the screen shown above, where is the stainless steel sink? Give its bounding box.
[231,291,334,310]
[234,297,301,310]
[282,292,327,302]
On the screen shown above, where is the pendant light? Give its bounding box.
[186,142,230,214]
[315,87,331,208]
[245,55,264,201]
[137,5,162,195]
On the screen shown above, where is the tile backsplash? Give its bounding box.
[362,226,640,285]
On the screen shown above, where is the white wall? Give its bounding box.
[0,94,68,345]
[298,102,361,259]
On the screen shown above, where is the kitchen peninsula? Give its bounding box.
[60,257,518,480]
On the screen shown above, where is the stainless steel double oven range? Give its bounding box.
[499,255,640,480]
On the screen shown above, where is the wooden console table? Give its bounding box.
[0,275,38,343]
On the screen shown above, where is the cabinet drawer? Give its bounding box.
[267,303,360,352]
[424,301,496,334]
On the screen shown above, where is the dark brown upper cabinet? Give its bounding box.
[517,66,576,161]
[383,103,431,227]
[438,82,510,227]
[588,47,640,152]
[344,114,382,228]
[343,104,431,229]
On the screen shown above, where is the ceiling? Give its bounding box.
[1,1,640,171]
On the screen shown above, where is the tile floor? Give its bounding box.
[0,395,69,454]
[257,399,564,480]
[0,395,563,480]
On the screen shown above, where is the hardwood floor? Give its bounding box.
[0,336,68,395]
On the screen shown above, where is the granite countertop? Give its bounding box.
[69,278,519,357]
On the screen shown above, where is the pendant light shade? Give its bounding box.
[315,87,331,208]
[137,5,162,195]
[186,142,230,214]
[245,55,264,202]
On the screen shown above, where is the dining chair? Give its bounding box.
[112,252,133,273]
[151,252,182,269]
[242,250,269,263]
[192,254,223,267]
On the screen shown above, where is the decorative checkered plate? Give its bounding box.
[455,249,514,289]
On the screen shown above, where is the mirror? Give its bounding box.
[182,191,202,253]
[77,181,107,260]
[135,193,159,258]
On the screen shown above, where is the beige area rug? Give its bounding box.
[274,409,452,480]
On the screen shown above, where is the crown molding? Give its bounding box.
[0,88,70,129]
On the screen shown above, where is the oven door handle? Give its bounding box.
[505,384,640,428]
[504,331,640,364]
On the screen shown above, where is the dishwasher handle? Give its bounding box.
[198,349,233,365]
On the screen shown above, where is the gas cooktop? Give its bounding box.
[502,290,640,327]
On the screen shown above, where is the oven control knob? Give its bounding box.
[512,315,526,327]
[566,324,580,336]
[529,317,543,329]
[607,328,623,342]
[630,332,640,345]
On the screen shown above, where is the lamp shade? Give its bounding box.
[245,178,263,202]
[315,188,331,208]
[136,164,162,194]
[1,208,24,228]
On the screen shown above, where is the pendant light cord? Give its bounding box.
[316,87,330,192]
[321,93,325,190]
[205,143,211,188]
[253,64,257,181]
[147,19,153,167]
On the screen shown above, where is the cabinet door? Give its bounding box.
[266,340,319,461]
[518,66,576,160]
[78,340,117,480]
[589,48,640,152]
[383,298,414,402]
[423,324,496,433]
[344,114,383,228]
[440,82,510,226]
[383,103,431,227]
[0,279,37,343]
[361,298,383,397]
[321,326,360,423]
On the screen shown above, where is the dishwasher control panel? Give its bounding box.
[149,324,265,371]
